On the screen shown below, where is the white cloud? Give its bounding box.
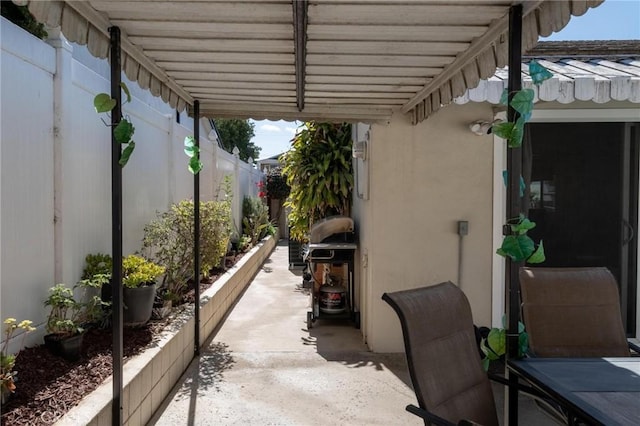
[260,124,282,132]
[285,127,297,134]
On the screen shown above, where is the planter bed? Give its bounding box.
[1,235,276,426]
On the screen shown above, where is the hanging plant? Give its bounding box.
[93,82,136,167]
[493,61,553,264]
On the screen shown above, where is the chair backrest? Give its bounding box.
[519,267,629,358]
[382,282,498,426]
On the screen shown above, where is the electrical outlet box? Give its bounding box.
[458,221,469,236]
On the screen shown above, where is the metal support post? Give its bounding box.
[109,26,124,426]
[505,5,523,426]
[194,100,201,356]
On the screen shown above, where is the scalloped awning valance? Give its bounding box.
[21,0,603,123]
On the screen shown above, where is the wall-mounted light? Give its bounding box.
[469,119,502,136]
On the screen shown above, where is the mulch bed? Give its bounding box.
[1,252,246,426]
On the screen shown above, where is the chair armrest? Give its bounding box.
[406,404,457,426]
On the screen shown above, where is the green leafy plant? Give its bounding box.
[242,196,270,245]
[44,282,107,338]
[142,182,233,301]
[184,136,203,174]
[122,255,165,288]
[81,253,112,280]
[493,60,552,264]
[1,318,36,399]
[281,122,353,241]
[480,316,529,371]
[93,82,136,167]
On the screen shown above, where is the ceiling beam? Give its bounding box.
[293,0,308,111]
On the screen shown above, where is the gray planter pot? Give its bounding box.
[123,284,156,327]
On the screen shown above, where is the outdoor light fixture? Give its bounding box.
[469,119,502,136]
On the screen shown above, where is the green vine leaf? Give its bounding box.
[529,60,553,85]
[492,121,515,140]
[189,156,203,174]
[184,136,202,174]
[94,93,116,113]
[184,136,197,157]
[497,234,535,262]
[509,116,526,148]
[527,240,546,264]
[119,141,135,167]
[511,89,535,117]
[511,216,536,235]
[499,88,508,106]
[114,119,134,144]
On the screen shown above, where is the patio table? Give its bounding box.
[508,357,640,426]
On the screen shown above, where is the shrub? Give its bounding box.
[122,255,165,288]
[242,196,270,245]
[82,253,112,280]
[142,188,233,301]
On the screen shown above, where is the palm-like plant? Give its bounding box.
[281,122,353,241]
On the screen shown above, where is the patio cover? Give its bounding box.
[21,0,603,124]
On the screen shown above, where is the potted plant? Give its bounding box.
[1,318,35,404]
[82,253,113,302]
[43,282,102,361]
[122,255,165,326]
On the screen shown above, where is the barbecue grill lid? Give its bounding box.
[309,216,354,243]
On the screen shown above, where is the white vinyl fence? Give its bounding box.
[0,19,262,352]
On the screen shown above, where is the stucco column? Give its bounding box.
[46,28,73,285]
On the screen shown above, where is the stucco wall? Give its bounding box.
[355,103,496,353]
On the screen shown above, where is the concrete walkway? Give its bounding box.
[149,240,553,426]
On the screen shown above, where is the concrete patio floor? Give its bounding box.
[149,240,555,426]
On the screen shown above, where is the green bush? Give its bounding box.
[242,196,270,245]
[142,188,233,301]
[122,255,165,289]
[82,253,112,280]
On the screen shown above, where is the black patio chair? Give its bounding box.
[382,282,504,426]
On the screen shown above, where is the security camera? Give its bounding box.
[469,119,502,136]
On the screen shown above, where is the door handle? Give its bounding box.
[622,219,635,245]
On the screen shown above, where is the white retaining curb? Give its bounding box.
[55,235,277,426]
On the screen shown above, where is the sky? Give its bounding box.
[251,0,640,160]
